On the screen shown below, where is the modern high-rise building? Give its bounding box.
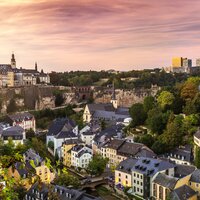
[172,57,183,67]
[183,58,192,68]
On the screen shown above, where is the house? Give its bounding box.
[194,129,200,159]
[8,162,35,188]
[35,163,55,184]
[0,64,14,87]
[170,185,197,200]
[1,126,25,145]
[62,139,83,167]
[80,131,95,146]
[115,158,138,188]
[71,144,93,169]
[129,157,175,199]
[162,145,193,165]
[189,169,200,196]
[83,88,130,123]
[46,118,78,157]
[6,112,36,131]
[23,148,43,166]
[25,182,102,200]
[92,124,124,154]
[101,138,156,167]
[152,173,178,200]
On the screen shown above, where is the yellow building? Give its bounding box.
[62,139,82,167]
[115,158,137,188]
[189,169,200,196]
[172,57,183,67]
[7,71,14,87]
[35,164,54,184]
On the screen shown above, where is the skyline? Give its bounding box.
[1,0,200,72]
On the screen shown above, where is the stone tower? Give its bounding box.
[35,62,38,71]
[110,82,118,109]
[11,53,16,68]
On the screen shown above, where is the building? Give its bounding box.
[62,139,83,167]
[115,158,138,188]
[170,185,197,200]
[25,182,102,200]
[46,118,78,157]
[35,163,55,184]
[196,58,200,66]
[152,173,178,200]
[193,129,200,159]
[71,144,93,169]
[130,157,175,199]
[189,169,200,196]
[1,126,25,145]
[172,57,183,68]
[80,131,95,146]
[6,112,36,131]
[0,65,14,87]
[101,139,156,167]
[162,145,193,165]
[23,148,43,166]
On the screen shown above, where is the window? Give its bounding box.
[140,189,143,193]
[126,175,128,179]
[196,183,199,187]
[137,174,139,178]
[140,175,143,179]
[118,173,121,177]
[126,181,128,185]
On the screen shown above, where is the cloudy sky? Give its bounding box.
[0,0,200,72]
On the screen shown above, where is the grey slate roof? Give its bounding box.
[2,126,24,139]
[170,185,197,200]
[190,169,200,183]
[55,131,77,139]
[163,145,193,163]
[87,103,115,112]
[26,182,102,200]
[153,173,178,189]
[7,112,34,123]
[116,158,138,174]
[47,118,76,136]
[132,157,175,177]
[14,162,35,177]
[174,164,196,178]
[24,148,43,166]
[194,129,200,139]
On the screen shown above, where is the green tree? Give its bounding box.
[48,141,54,151]
[143,96,155,113]
[181,82,198,102]
[157,91,175,110]
[55,92,64,107]
[129,103,147,127]
[54,173,80,188]
[7,99,17,113]
[26,129,35,140]
[87,154,108,176]
[195,146,200,168]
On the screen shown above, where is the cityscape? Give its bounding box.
[1,1,200,200]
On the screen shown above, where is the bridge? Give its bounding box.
[81,177,108,190]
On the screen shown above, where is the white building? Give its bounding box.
[80,131,95,146]
[71,144,93,169]
[6,112,36,132]
[1,126,25,145]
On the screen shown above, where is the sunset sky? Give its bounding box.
[1,0,200,72]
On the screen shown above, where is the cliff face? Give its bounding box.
[0,86,77,114]
[93,86,160,107]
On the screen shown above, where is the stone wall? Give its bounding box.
[93,86,160,107]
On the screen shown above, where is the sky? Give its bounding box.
[0,0,200,72]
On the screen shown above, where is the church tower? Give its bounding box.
[35,62,38,71]
[110,82,118,109]
[11,53,16,68]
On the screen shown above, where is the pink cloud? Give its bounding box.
[0,0,200,71]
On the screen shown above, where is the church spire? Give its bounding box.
[11,52,16,68]
[35,62,38,71]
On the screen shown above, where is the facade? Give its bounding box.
[80,131,95,146]
[194,130,200,159]
[130,157,175,199]
[35,164,55,184]
[189,169,200,196]
[71,144,93,169]
[162,145,193,165]
[62,139,83,167]
[1,126,25,145]
[46,118,78,157]
[172,57,183,67]
[196,58,200,66]
[0,54,50,87]
[115,158,138,188]
[6,112,36,131]
[101,138,156,167]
